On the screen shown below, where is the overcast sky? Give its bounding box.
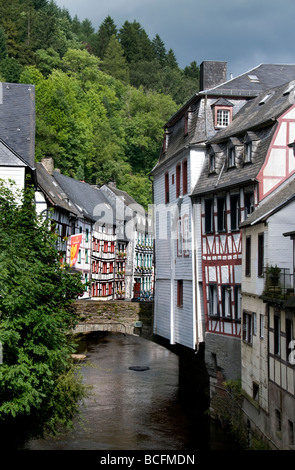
[54,0,295,79]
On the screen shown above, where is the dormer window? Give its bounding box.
[209,152,216,173]
[228,145,236,167]
[217,108,230,127]
[243,131,259,163]
[244,142,252,163]
[212,98,233,129]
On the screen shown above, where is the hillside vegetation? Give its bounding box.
[0,0,200,207]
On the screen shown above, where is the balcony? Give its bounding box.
[262,265,294,301]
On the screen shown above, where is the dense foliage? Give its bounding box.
[0,180,86,448]
[0,1,200,208]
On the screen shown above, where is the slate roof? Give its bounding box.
[53,171,115,224]
[0,82,35,167]
[200,63,295,97]
[36,162,80,217]
[240,174,295,227]
[0,138,32,167]
[191,81,294,197]
[151,63,295,175]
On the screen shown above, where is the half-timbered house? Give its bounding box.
[240,174,295,449]
[151,61,295,352]
[52,171,116,300]
[191,80,295,394]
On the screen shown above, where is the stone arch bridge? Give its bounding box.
[73,299,153,339]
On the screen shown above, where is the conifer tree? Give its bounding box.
[91,15,117,59]
[102,35,129,84]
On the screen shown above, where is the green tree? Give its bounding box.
[0,180,86,448]
[152,34,166,64]
[102,35,129,84]
[118,20,154,64]
[0,57,23,82]
[166,48,178,68]
[122,87,177,175]
[0,27,7,60]
[90,15,117,58]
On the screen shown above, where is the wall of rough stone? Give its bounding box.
[74,299,153,339]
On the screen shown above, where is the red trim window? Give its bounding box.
[102,284,107,297]
[165,172,170,204]
[110,241,115,253]
[104,241,108,253]
[109,262,114,273]
[108,283,113,296]
[182,159,188,195]
[102,262,108,273]
[176,163,181,197]
[214,106,232,128]
[177,280,183,307]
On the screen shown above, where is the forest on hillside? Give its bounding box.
[0,0,200,208]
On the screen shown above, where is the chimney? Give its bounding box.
[41,156,54,175]
[200,61,227,91]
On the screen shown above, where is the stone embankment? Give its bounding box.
[73,299,153,339]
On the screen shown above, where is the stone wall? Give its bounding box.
[74,299,153,339]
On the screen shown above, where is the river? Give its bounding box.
[25,332,240,451]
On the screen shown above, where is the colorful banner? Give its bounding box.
[70,234,82,266]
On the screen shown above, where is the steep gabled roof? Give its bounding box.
[151,64,295,176]
[53,171,114,224]
[208,81,294,144]
[0,82,35,167]
[36,162,80,217]
[201,63,295,97]
[192,82,294,197]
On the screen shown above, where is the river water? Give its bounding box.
[25,332,239,451]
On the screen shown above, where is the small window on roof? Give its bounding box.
[248,74,259,83]
[259,92,273,105]
[283,83,295,95]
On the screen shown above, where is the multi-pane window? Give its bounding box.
[216,109,230,127]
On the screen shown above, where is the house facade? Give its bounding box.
[240,175,295,450]
[151,62,295,354]
[191,81,295,396]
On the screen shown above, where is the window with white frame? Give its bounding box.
[216,108,231,127]
[222,285,232,317]
[208,284,218,316]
